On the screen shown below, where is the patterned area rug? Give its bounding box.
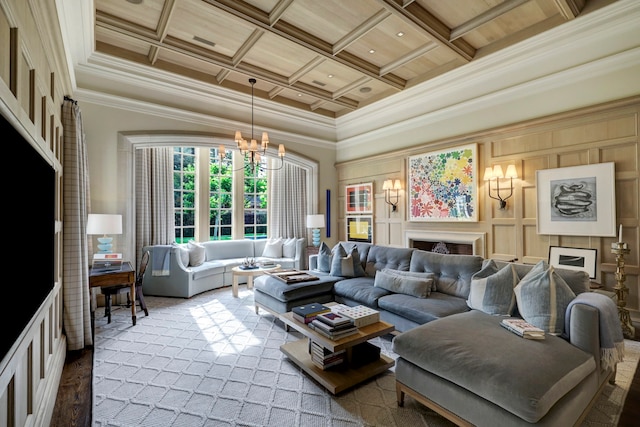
[93,286,640,426]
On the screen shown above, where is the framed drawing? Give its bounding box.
[549,246,597,279]
[408,144,478,221]
[345,183,373,214]
[346,215,373,243]
[536,162,616,236]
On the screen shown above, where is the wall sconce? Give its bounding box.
[382,179,402,211]
[483,165,518,210]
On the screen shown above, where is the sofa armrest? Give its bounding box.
[294,238,307,270]
[566,302,600,367]
[309,254,318,270]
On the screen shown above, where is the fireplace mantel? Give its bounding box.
[405,230,486,257]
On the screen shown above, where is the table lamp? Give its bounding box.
[87,213,122,253]
[306,214,325,247]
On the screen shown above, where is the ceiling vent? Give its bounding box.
[312,80,326,87]
[193,36,216,47]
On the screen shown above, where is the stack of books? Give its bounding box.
[292,303,331,324]
[309,341,346,370]
[309,311,359,340]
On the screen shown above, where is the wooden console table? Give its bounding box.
[89,262,137,325]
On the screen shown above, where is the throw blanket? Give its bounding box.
[151,245,172,276]
[564,292,624,371]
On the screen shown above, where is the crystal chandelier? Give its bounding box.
[218,78,285,173]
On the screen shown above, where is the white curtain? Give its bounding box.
[135,147,175,261]
[268,163,307,238]
[62,97,93,350]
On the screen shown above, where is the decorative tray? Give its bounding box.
[239,265,259,270]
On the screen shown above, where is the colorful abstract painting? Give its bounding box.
[408,144,478,221]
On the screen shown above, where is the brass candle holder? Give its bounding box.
[611,241,635,339]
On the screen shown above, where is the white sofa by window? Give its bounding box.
[142,238,306,298]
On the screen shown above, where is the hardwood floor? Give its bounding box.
[51,333,640,427]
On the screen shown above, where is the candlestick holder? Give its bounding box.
[611,241,635,339]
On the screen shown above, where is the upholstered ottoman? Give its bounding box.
[253,273,339,327]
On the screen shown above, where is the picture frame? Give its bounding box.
[408,143,478,221]
[345,183,373,214]
[346,215,373,243]
[548,246,598,279]
[536,162,616,236]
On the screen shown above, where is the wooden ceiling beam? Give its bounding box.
[450,0,529,41]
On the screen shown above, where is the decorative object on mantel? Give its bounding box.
[536,162,616,236]
[483,164,517,209]
[306,214,325,247]
[431,242,450,254]
[86,213,122,253]
[382,179,401,211]
[612,224,635,338]
[218,78,285,174]
[408,144,478,222]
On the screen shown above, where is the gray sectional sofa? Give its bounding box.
[253,240,622,426]
[142,238,306,298]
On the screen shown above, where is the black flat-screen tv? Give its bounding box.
[2,112,55,361]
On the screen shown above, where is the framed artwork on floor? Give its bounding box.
[549,246,597,279]
[536,162,616,236]
[408,143,478,221]
[345,183,373,214]
[346,215,373,243]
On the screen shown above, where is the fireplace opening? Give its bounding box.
[411,240,473,255]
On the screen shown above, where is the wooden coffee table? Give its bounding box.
[279,307,395,394]
[231,264,280,297]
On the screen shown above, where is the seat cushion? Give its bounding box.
[253,274,338,303]
[392,310,595,423]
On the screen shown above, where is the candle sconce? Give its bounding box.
[611,241,635,339]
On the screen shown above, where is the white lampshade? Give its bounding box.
[87,214,122,235]
[504,164,518,179]
[306,214,325,229]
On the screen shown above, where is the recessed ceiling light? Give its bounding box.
[359,87,372,93]
[298,93,303,97]
[327,74,334,78]
[369,49,375,54]
[126,0,143,4]
[397,32,404,37]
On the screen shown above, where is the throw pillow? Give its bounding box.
[467,260,519,315]
[514,261,576,335]
[316,241,332,272]
[187,241,206,267]
[172,243,190,267]
[374,269,433,298]
[381,269,437,291]
[262,238,283,258]
[282,238,297,258]
[330,244,365,278]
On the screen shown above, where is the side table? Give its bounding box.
[231,264,280,297]
[89,262,137,325]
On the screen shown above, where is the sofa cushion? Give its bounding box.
[173,243,190,267]
[514,261,576,335]
[330,245,365,277]
[379,292,469,324]
[467,260,519,315]
[316,242,332,273]
[262,238,283,258]
[409,250,484,299]
[282,238,300,258]
[364,245,413,277]
[187,241,206,266]
[253,274,337,303]
[374,269,433,298]
[488,259,590,296]
[392,310,596,423]
[333,277,389,308]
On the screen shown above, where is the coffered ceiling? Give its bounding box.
[94,0,614,119]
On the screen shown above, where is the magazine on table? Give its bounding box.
[500,318,545,340]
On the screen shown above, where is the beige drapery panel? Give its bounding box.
[62,98,93,350]
[135,147,175,262]
[268,162,307,238]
